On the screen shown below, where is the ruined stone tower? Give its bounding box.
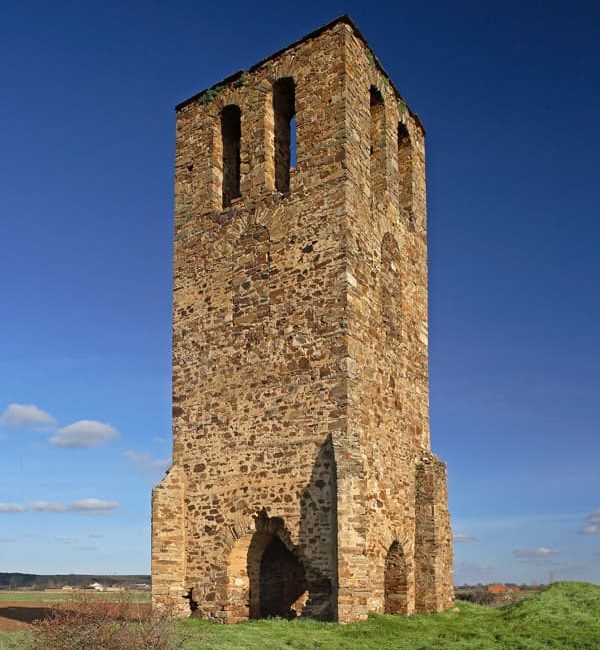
[152,16,453,623]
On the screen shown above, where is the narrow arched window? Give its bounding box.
[273,78,296,193]
[221,105,241,208]
[370,87,386,201]
[397,122,413,220]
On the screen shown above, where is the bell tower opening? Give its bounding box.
[273,77,296,193]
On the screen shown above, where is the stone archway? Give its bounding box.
[226,514,308,621]
[258,535,307,618]
[384,540,409,615]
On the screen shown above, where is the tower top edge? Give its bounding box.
[174,14,424,132]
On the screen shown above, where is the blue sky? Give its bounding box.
[1,0,599,584]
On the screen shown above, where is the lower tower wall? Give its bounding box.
[151,465,188,616]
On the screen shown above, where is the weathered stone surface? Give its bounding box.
[152,15,453,623]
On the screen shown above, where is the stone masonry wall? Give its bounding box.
[152,16,453,623]
[332,24,453,621]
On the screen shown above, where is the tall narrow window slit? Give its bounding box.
[273,78,296,193]
[221,104,241,208]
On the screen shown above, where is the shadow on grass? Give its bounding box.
[0,606,52,624]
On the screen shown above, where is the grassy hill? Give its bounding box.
[181,582,600,650]
[0,581,598,650]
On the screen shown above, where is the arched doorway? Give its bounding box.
[258,535,307,618]
[227,515,308,621]
[384,541,409,615]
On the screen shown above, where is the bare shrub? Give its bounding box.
[29,594,183,650]
[456,589,497,606]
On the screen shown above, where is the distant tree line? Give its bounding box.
[0,573,150,590]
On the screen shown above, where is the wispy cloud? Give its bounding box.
[0,503,27,513]
[31,501,70,513]
[124,450,170,474]
[454,533,479,543]
[69,499,118,514]
[1,499,118,515]
[513,547,559,559]
[0,403,55,428]
[43,499,118,514]
[50,420,119,448]
[513,547,560,564]
[579,507,600,535]
[0,537,16,542]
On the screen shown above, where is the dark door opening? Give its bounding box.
[258,535,307,619]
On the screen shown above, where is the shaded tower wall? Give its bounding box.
[333,24,453,621]
[152,16,453,623]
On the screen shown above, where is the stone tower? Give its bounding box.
[152,16,453,623]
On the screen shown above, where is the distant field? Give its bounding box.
[0,590,150,604]
[0,582,598,649]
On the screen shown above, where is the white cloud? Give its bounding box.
[30,501,68,512]
[2,499,118,515]
[513,547,560,564]
[0,403,55,428]
[0,503,27,513]
[454,533,479,543]
[124,450,170,474]
[579,507,600,535]
[50,420,119,448]
[69,499,118,514]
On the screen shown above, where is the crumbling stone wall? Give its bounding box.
[152,15,453,623]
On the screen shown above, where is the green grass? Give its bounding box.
[0,590,150,603]
[0,631,29,650]
[180,582,600,650]
[0,582,598,650]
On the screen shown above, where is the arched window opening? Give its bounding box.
[221,104,241,208]
[273,77,296,193]
[290,115,297,170]
[370,87,386,201]
[384,541,409,615]
[397,122,413,222]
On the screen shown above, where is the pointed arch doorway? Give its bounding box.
[384,540,410,615]
[227,515,308,621]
